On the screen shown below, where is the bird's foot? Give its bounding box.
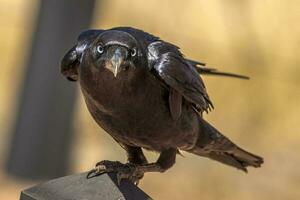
[86,160,144,185]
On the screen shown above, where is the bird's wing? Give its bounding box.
[61,29,103,81]
[148,41,213,114]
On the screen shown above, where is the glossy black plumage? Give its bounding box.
[61,27,263,177]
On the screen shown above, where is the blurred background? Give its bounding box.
[1,0,300,199]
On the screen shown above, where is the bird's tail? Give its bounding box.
[187,118,263,172]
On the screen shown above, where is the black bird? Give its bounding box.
[61,27,263,184]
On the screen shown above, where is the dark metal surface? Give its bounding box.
[20,172,152,200]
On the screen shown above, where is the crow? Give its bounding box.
[61,27,263,184]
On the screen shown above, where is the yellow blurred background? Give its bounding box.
[1,0,300,199]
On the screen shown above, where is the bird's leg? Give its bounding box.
[86,146,148,184]
[125,145,148,165]
[124,146,148,184]
[87,148,177,185]
[135,148,177,174]
[114,148,177,184]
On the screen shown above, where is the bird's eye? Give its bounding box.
[131,48,137,57]
[97,46,104,54]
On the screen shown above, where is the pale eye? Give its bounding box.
[131,48,137,57]
[97,46,104,54]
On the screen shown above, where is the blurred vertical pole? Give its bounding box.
[7,0,97,179]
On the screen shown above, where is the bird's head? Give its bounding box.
[91,30,140,78]
[60,29,143,82]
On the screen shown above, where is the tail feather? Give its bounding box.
[207,147,263,172]
[207,152,248,172]
[232,146,263,168]
[186,58,250,79]
[188,118,264,172]
[196,67,250,80]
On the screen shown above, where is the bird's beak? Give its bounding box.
[108,48,123,77]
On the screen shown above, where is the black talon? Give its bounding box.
[86,168,97,179]
[86,163,108,179]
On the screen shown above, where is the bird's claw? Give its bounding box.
[87,160,121,179]
[116,164,143,185]
[86,160,144,185]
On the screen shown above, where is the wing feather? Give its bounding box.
[148,41,213,113]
